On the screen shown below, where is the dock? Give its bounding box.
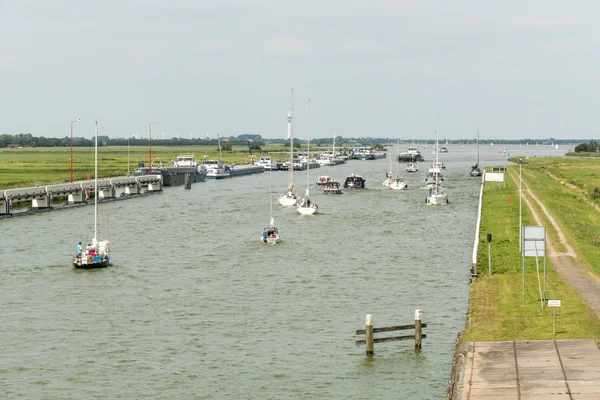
[449,339,600,399]
[0,175,162,216]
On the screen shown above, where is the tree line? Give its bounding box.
[573,139,598,153]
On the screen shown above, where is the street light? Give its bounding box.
[70,118,81,183]
[149,120,158,174]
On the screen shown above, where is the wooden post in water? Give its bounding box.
[365,314,374,355]
[414,310,422,351]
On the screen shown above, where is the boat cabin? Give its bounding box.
[317,176,332,185]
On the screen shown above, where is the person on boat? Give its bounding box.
[85,243,92,256]
[263,232,268,241]
[77,242,82,258]
[89,250,97,257]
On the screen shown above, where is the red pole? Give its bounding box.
[70,118,80,183]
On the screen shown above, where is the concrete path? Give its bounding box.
[458,339,600,399]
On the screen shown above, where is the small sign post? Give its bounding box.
[548,299,561,334]
[487,233,492,276]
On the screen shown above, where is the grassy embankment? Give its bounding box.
[0,144,293,189]
[461,157,600,341]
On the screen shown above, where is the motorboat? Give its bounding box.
[406,162,419,173]
[317,176,332,185]
[204,159,231,179]
[343,174,366,189]
[323,181,343,194]
[398,146,424,162]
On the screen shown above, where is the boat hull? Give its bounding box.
[390,181,408,190]
[278,196,297,206]
[297,206,318,215]
[73,256,110,268]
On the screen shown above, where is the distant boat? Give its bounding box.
[262,170,281,244]
[73,121,111,268]
[406,162,419,173]
[390,120,407,190]
[426,121,448,205]
[297,99,318,216]
[470,128,483,177]
[323,180,343,194]
[343,174,366,189]
[398,145,424,162]
[279,92,298,206]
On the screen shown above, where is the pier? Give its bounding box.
[0,175,162,216]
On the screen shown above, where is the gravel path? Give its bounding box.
[509,168,600,318]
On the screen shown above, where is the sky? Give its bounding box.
[0,0,598,141]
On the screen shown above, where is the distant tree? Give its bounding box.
[221,142,232,151]
[574,143,588,152]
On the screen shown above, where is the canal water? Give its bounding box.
[0,143,564,399]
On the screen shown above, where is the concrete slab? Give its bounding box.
[452,339,600,400]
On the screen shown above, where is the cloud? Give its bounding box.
[263,37,312,55]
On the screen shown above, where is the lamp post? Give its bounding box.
[70,118,81,183]
[149,120,158,174]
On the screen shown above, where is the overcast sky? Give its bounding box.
[1,1,598,140]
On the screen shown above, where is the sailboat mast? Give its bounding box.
[307,99,311,190]
[396,113,400,176]
[290,88,294,186]
[94,121,98,241]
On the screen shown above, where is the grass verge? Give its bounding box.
[461,159,600,341]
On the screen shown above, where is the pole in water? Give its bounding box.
[414,310,422,351]
[365,314,374,355]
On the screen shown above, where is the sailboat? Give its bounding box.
[262,167,281,244]
[470,127,483,177]
[73,121,111,268]
[297,99,318,215]
[426,121,448,205]
[390,118,408,190]
[278,90,297,206]
[382,138,394,186]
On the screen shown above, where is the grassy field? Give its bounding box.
[461,157,600,341]
[0,144,296,189]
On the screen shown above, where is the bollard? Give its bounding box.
[365,314,374,355]
[414,310,422,351]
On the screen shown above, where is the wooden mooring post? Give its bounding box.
[355,310,427,355]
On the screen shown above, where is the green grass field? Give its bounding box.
[461,158,600,341]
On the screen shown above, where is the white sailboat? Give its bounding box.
[426,121,448,205]
[382,138,394,186]
[297,99,318,215]
[278,90,297,206]
[262,167,281,244]
[73,121,111,268]
[390,117,408,190]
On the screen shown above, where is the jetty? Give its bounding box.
[0,175,162,216]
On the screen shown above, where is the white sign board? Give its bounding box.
[548,299,561,307]
[522,226,546,257]
[485,172,505,182]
